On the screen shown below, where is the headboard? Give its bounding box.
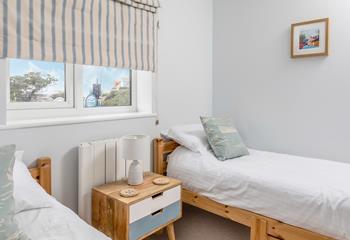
[29,157,52,195]
[153,138,179,176]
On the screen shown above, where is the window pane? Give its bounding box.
[9,59,66,103]
[83,65,131,108]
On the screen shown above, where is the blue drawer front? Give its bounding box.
[129,201,181,240]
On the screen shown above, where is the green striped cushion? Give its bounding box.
[200,117,249,161]
[0,145,29,240]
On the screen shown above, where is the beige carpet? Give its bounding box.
[150,204,250,240]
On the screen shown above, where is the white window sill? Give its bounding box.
[0,112,157,130]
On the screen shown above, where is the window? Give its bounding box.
[82,66,132,108]
[1,58,153,125]
[7,59,73,109]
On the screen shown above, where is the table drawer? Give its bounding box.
[129,201,181,240]
[129,185,181,223]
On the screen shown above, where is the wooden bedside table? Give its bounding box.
[92,173,182,240]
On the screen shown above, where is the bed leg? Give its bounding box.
[250,217,267,240]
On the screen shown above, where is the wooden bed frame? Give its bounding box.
[153,138,334,240]
[28,157,52,195]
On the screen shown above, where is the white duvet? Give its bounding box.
[167,147,350,240]
[15,198,110,240]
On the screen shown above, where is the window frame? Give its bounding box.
[3,59,138,122]
[74,64,137,115]
[6,59,74,110]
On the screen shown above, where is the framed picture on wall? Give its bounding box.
[291,18,329,58]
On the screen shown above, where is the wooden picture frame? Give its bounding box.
[291,18,329,58]
[153,138,335,240]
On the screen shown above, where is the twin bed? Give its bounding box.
[22,158,110,240]
[22,137,350,240]
[154,138,350,240]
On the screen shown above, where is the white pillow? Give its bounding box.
[161,124,210,154]
[13,151,54,213]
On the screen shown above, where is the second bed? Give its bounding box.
[163,145,350,240]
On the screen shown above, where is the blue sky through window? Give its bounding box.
[9,58,65,95]
[9,59,130,103]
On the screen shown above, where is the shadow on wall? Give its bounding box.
[60,147,79,211]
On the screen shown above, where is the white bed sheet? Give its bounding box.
[15,198,110,240]
[167,147,350,240]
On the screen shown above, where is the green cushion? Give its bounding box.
[0,145,29,240]
[200,117,249,160]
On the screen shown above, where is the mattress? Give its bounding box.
[15,198,110,240]
[167,147,350,240]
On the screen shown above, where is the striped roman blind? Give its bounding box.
[117,0,160,12]
[0,0,160,71]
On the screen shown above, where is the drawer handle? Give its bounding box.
[151,192,163,199]
[151,209,163,216]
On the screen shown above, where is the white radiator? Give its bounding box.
[78,138,150,223]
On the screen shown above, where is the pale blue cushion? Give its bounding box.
[200,117,249,160]
[0,145,29,240]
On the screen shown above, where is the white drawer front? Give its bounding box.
[129,185,181,223]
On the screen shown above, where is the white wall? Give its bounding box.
[0,118,158,211]
[158,0,213,128]
[0,0,213,212]
[213,0,350,163]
